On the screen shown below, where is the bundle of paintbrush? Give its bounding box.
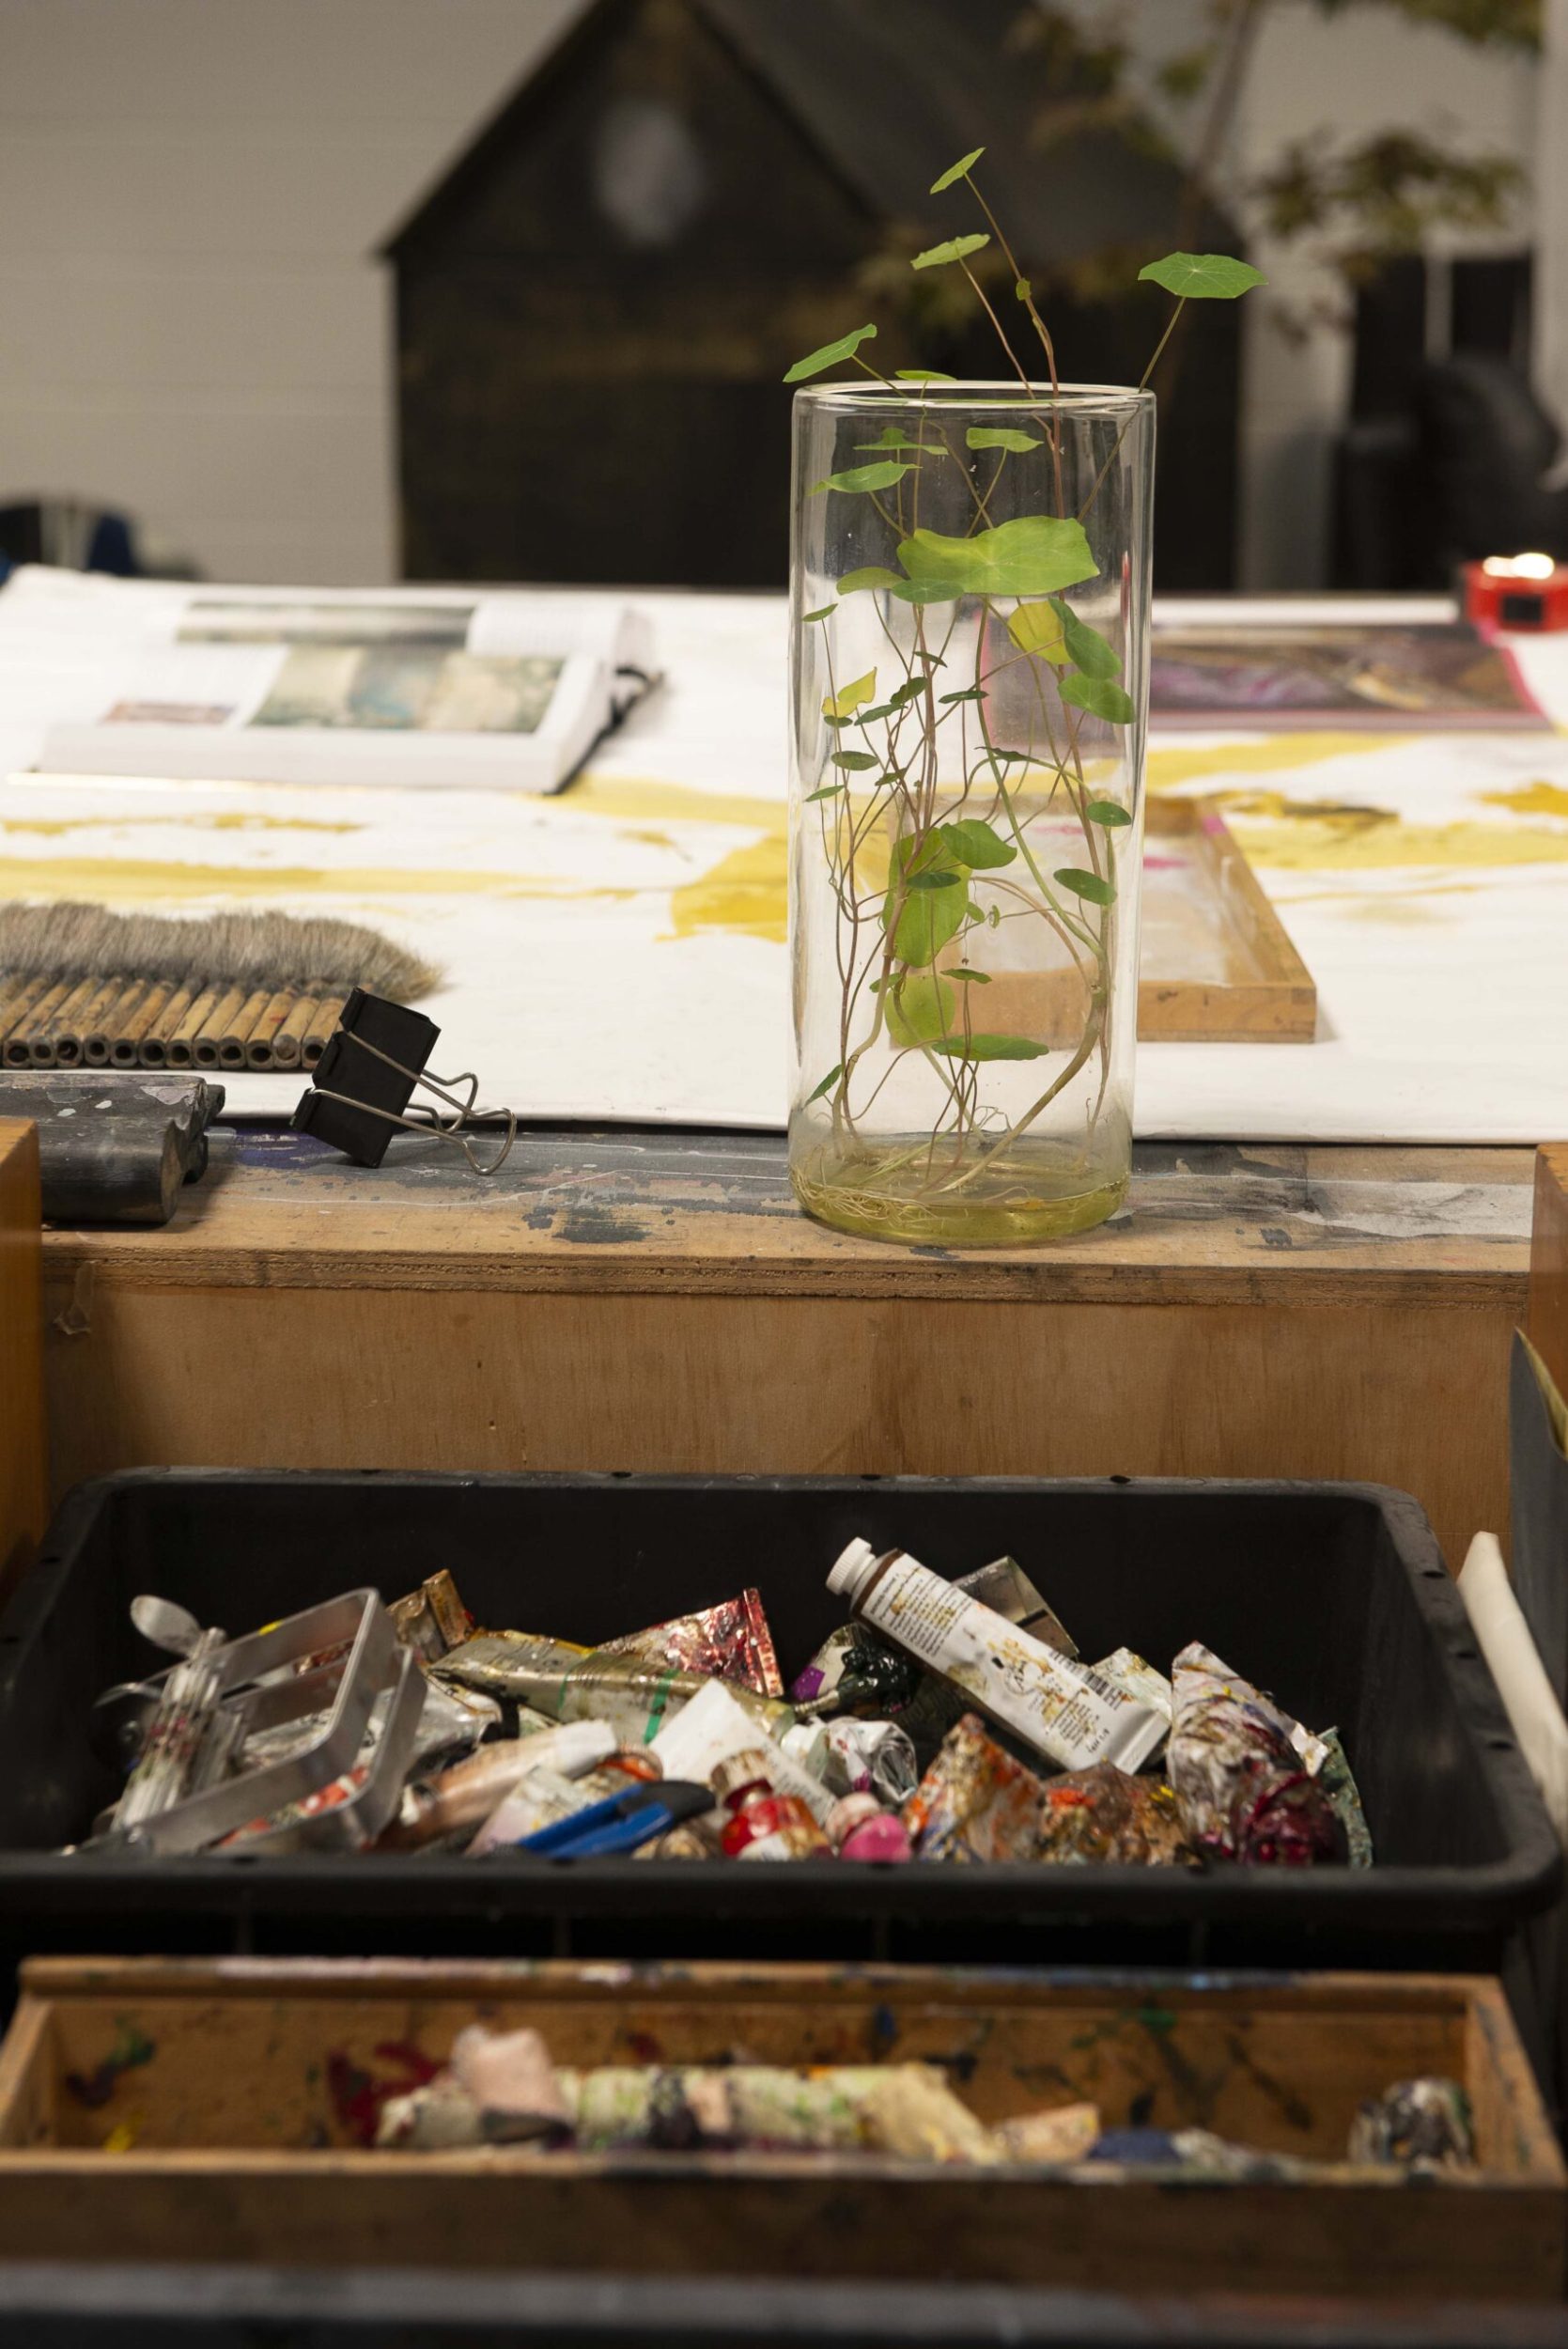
[0,904,439,1073]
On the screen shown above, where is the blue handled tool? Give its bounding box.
[518,1779,713,1859]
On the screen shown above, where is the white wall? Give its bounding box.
[0,0,581,583]
[0,0,1543,589]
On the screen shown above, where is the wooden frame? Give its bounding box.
[0,1121,45,1594]
[0,1960,1560,2298]
[1139,797,1316,1041]
[1529,1143,1568,1401]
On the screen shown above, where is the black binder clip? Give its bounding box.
[291,989,515,1174]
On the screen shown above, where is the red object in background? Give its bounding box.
[1463,553,1568,632]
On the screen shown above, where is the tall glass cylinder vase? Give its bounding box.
[788,381,1154,1245]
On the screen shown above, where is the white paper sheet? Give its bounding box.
[4,576,1568,1143]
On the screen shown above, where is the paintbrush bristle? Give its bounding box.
[0,902,440,1000]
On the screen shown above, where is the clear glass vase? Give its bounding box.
[788,381,1154,1246]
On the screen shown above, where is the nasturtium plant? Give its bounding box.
[1138,252,1266,300]
[788,146,1263,1226]
[784,323,877,382]
[911,232,990,272]
[897,516,1097,599]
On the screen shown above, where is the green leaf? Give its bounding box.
[1007,601,1070,664]
[1015,278,1032,302]
[894,368,956,383]
[966,427,1041,454]
[1059,602,1122,678]
[1138,252,1266,300]
[911,232,990,272]
[904,867,963,892]
[887,972,957,1050]
[930,148,984,193]
[855,430,940,454]
[884,835,969,965]
[805,783,845,802]
[837,566,901,595]
[937,817,1016,870]
[939,685,983,704]
[806,1063,843,1103]
[889,576,968,606]
[888,677,924,708]
[784,323,877,382]
[946,967,990,983]
[898,515,1097,599]
[831,749,880,770]
[824,670,876,720]
[802,604,836,624]
[933,1032,1051,1061]
[810,460,913,495]
[1055,866,1117,907]
[1061,673,1135,724]
[1085,798,1132,829]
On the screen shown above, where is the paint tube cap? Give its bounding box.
[827,1538,882,1601]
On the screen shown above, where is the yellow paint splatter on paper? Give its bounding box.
[1479,780,1568,821]
[1146,735,1391,793]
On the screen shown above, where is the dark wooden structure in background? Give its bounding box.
[384,0,1243,591]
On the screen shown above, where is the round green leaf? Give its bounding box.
[805,783,845,803]
[1137,252,1265,300]
[933,1032,1051,1061]
[930,148,984,194]
[1007,601,1069,665]
[887,972,957,1050]
[939,685,983,704]
[1061,673,1135,724]
[894,368,956,383]
[831,749,880,770]
[937,817,1016,871]
[1085,798,1132,829]
[837,566,901,595]
[1054,866,1117,907]
[904,867,963,891]
[805,1063,843,1103]
[810,460,914,495]
[946,968,991,984]
[1059,603,1122,678]
[824,670,877,720]
[889,576,967,606]
[898,516,1098,600]
[911,232,990,272]
[966,427,1041,454]
[784,323,878,382]
[884,836,969,964]
[802,604,836,624]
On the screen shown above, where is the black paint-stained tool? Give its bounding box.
[292,988,515,1174]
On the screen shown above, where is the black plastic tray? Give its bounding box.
[0,1470,1556,1967]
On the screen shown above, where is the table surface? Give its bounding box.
[41,1123,1533,1314]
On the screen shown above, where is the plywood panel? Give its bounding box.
[41,1280,1513,1572]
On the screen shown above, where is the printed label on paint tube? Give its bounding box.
[827,1541,1166,1775]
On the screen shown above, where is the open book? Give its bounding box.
[21,579,657,790]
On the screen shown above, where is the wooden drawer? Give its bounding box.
[0,1960,1560,2299]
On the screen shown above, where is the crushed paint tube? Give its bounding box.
[595,1588,784,1700]
[1348,2077,1474,2170]
[1036,1763,1193,1867]
[902,1714,1045,1863]
[387,1569,474,1664]
[1167,1643,1342,1866]
[1316,1726,1374,1867]
[829,1541,1166,1774]
[992,2101,1101,2163]
[432,1631,794,1749]
[715,1749,831,1859]
[822,1716,919,1806]
[646,1679,835,1827]
[1092,1648,1173,1728]
[788,1625,923,1718]
[384,1720,619,1852]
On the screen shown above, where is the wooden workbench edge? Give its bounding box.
[38,1231,1528,1312]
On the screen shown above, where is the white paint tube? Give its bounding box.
[827,1541,1166,1775]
